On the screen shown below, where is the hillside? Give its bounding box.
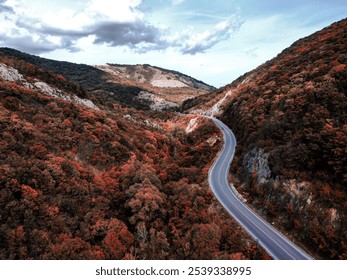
[96,64,214,110]
[2,18,346,260]
[0,50,266,259]
[0,48,213,112]
[211,19,346,259]
[97,64,214,90]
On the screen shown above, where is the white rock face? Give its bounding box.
[0,63,25,82]
[96,64,193,88]
[150,67,190,88]
[75,97,99,110]
[0,63,99,110]
[123,114,162,129]
[34,82,61,97]
[206,135,220,146]
[137,91,179,111]
[185,117,200,133]
[96,65,120,76]
[190,90,233,117]
[151,79,189,88]
[33,81,99,110]
[209,90,232,117]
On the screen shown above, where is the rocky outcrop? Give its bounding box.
[136,91,179,111]
[0,63,25,82]
[243,148,271,185]
[0,63,99,110]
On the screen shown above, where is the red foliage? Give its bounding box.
[221,19,347,259]
[0,47,266,260]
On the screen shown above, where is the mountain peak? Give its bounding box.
[96,63,215,90]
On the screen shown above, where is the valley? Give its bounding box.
[0,18,346,260]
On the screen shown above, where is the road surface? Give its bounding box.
[208,117,313,260]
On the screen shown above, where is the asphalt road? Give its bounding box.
[208,117,313,260]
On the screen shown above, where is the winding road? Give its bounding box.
[208,117,313,260]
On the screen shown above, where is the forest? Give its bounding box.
[1,18,346,260]
[220,19,347,259]
[0,52,266,259]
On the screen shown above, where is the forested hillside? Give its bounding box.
[0,51,266,259]
[2,18,346,260]
[220,19,347,259]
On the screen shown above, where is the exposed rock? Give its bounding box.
[328,208,338,224]
[33,81,99,110]
[243,148,271,184]
[151,79,188,88]
[96,64,215,91]
[136,91,179,111]
[0,63,25,82]
[0,63,99,110]
[283,179,311,197]
[206,134,220,146]
[123,114,162,130]
[230,184,247,202]
[189,90,233,117]
[34,81,62,97]
[185,117,200,133]
[209,90,233,117]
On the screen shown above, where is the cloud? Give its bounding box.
[0,0,242,55]
[0,3,14,14]
[0,33,81,54]
[87,0,143,22]
[175,16,243,55]
[91,21,165,47]
[15,13,166,51]
[126,15,243,54]
[0,0,152,53]
[172,0,186,5]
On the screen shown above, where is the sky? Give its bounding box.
[0,0,346,87]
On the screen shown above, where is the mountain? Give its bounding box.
[97,63,214,91]
[2,18,346,260]
[0,48,214,111]
[96,63,215,111]
[0,48,265,259]
[187,19,347,259]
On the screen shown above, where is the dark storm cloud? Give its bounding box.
[15,17,167,52]
[92,21,163,47]
[0,34,61,54]
[16,18,89,38]
[11,20,87,53]
[0,19,82,55]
